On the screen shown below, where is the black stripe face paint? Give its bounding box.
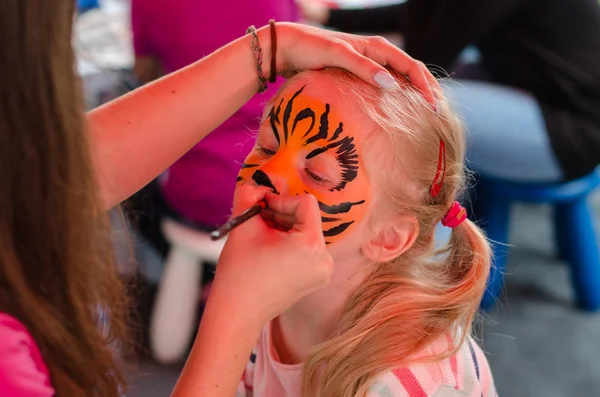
[235,82,372,244]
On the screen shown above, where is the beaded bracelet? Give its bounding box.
[246,25,268,93]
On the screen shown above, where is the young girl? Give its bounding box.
[0,1,439,396]
[233,68,497,396]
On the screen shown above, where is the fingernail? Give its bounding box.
[374,71,395,89]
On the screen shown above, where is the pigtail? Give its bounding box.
[444,218,492,333]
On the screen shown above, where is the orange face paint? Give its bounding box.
[237,84,371,244]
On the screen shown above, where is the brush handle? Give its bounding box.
[210,200,266,241]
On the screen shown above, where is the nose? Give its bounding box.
[252,170,279,194]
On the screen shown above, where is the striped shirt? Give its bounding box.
[237,324,497,397]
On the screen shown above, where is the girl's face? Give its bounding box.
[236,80,373,245]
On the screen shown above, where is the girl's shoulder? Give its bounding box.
[0,313,54,397]
[366,337,497,397]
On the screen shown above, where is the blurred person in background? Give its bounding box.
[301,0,600,183]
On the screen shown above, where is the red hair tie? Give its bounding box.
[442,201,467,228]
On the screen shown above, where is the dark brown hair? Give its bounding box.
[0,1,129,395]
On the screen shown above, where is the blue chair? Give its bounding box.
[475,169,600,311]
[77,0,100,12]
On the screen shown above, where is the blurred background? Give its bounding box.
[77,0,600,395]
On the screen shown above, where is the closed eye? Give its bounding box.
[257,145,277,156]
[305,168,329,185]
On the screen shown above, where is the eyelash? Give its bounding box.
[257,145,276,156]
[305,168,328,185]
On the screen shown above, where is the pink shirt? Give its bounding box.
[131,0,298,227]
[0,314,54,396]
[238,323,497,397]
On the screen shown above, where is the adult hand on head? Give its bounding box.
[212,185,334,324]
[268,22,439,105]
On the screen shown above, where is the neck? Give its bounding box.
[271,255,368,365]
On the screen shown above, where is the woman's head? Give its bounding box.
[237,68,491,396]
[0,1,128,396]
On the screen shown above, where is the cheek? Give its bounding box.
[236,151,264,184]
[317,182,371,245]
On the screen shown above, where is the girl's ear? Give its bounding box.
[361,215,419,262]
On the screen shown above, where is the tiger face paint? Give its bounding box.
[237,83,371,244]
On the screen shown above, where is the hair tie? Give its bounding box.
[268,20,277,83]
[442,201,467,228]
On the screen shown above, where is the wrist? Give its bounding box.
[256,22,289,81]
[207,279,271,331]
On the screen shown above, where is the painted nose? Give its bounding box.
[252,170,279,194]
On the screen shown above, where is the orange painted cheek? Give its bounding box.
[236,151,264,184]
[319,183,370,244]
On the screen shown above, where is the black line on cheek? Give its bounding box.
[323,221,354,237]
[236,176,243,182]
[241,163,260,169]
[294,108,316,139]
[305,103,331,145]
[321,216,340,223]
[318,200,365,215]
[283,86,306,143]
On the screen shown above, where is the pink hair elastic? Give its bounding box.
[442,201,467,228]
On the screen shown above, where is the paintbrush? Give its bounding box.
[210,200,267,241]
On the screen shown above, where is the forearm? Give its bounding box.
[89,27,272,209]
[171,285,265,397]
[327,4,406,35]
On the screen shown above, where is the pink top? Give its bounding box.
[131,0,298,227]
[0,313,54,396]
[237,323,497,397]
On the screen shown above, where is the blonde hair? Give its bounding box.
[270,68,491,397]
